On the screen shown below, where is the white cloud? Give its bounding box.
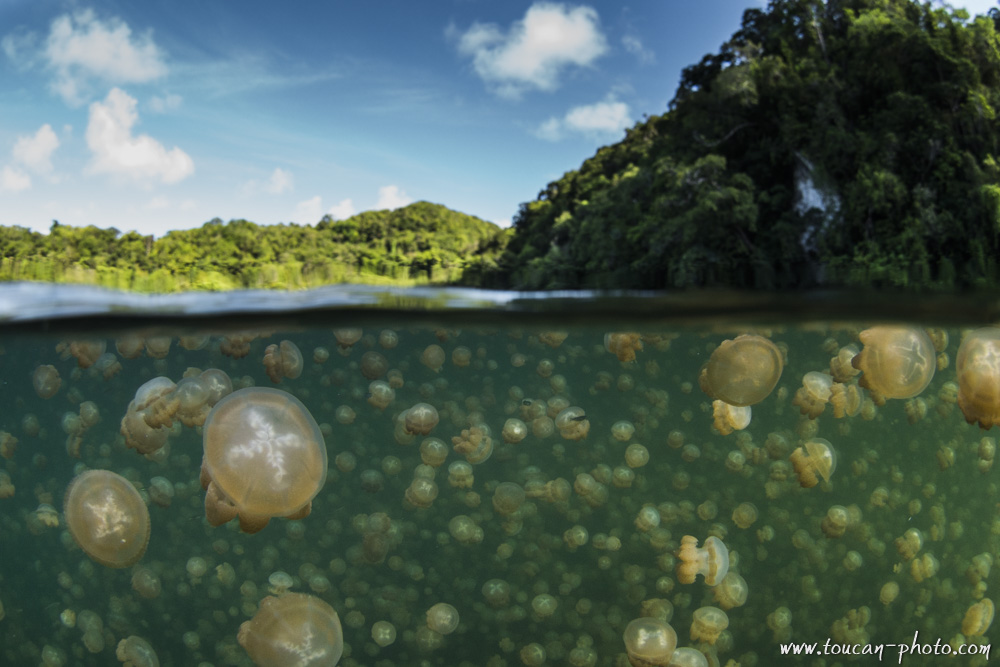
[86,87,194,184]
[149,93,182,113]
[376,185,412,210]
[328,198,355,220]
[296,195,323,223]
[29,9,168,105]
[536,97,631,141]
[455,3,607,98]
[0,166,31,193]
[622,35,654,64]
[145,195,169,210]
[265,168,293,195]
[12,124,60,174]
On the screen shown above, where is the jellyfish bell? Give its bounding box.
[676,535,729,586]
[852,325,936,400]
[956,328,1000,429]
[64,470,150,569]
[622,617,677,666]
[32,364,61,399]
[201,387,327,534]
[238,593,343,667]
[789,438,837,488]
[711,400,751,436]
[262,340,303,383]
[699,334,783,407]
[404,403,439,435]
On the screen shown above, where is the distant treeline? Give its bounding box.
[0,202,510,292]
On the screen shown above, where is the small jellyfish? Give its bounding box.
[404,403,439,435]
[65,470,150,568]
[699,334,783,406]
[962,599,994,637]
[554,406,590,441]
[711,400,751,435]
[851,325,935,401]
[492,482,526,517]
[689,606,728,644]
[956,328,1000,429]
[604,332,643,363]
[421,344,446,372]
[238,593,343,667]
[32,364,61,399]
[789,438,837,488]
[262,340,304,383]
[676,535,729,586]
[622,617,677,666]
[116,635,159,667]
[425,603,460,635]
[201,388,327,534]
[791,372,833,419]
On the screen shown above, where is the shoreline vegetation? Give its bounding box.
[4,0,1000,293]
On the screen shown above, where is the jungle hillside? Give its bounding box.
[2,0,1000,292]
[492,0,1000,290]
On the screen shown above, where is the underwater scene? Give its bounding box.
[1,288,999,666]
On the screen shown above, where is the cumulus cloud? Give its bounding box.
[149,93,182,113]
[3,9,167,105]
[454,3,607,98]
[86,87,194,184]
[0,166,31,193]
[535,97,631,141]
[328,198,355,220]
[12,124,60,174]
[376,185,412,210]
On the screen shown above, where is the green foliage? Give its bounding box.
[0,202,508,292]
[494,0,1000,291]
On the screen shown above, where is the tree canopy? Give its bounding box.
[493,0,1000,290]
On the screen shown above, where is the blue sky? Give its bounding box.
[0,0,996,237]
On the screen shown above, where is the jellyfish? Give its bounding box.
[676,535,729,585]
[404,403,440,435]
[962,599,994,637]
[622,617,676,666]
[64,470,150,569]
[32,364,61,399]
[238,593,343,667]
[604,332,643,362]
[116,635,159,667]
[711,400,751,435]
[789,438,837,488]
[690,606,729,644]
[699,334,783,406]
[262,340,304,383]
[955,328,1000,429]
[425,603,460,635]
[200,387,327,534]
[421,344,446,372]
[851,325,936,401]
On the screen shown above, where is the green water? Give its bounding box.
[0,301,996,665]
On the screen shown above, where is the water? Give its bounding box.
[0,284,997,666]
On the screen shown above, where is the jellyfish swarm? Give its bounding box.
[64,470,150,568]
[200,388,327,534]
[238,593,343,667]
[851,325,935,401]
[956,328,1000,429]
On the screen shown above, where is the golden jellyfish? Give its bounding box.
[262,340,303,383]
[622,617,677,667]
[791,371,833,418]
[666,648,709,667]
[711,400,751,436]
[821,505,850,538]
[699,334,783,406]
[32,364,61,399]
[962,599,994,637]
[238,593,343,667]
[501,418,528,444]
[452,424,493,464]
[332,327,362,349]
[676,535,729,586]
[451,346,472,367]
[690,606,728,644]
[367,381,395,410]
[421,344,446,372]
[116,333,145,359]
[851,325,936,400]
[712,572,748,610]
[538,331,568,348]
[201,388,327,534]
[554,406,590,441]
[492,482,525,516]
[789,438,837,488]
[64,470,150,568]
[359,350,388,380]
[404,403,439,435]
[64,339,106,368]
[605,332,643,362]
[371,620,397,647]
[116,635,159,667]
[955,328,1000,429]
[426,602,460,635]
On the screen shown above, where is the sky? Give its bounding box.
[0,0,997,237]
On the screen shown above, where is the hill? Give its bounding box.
[0,201,509,292]
[491,0,1000,290]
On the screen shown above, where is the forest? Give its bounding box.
[2,0,999,292]
[492,0,1000,290]
[0,202,509,292]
